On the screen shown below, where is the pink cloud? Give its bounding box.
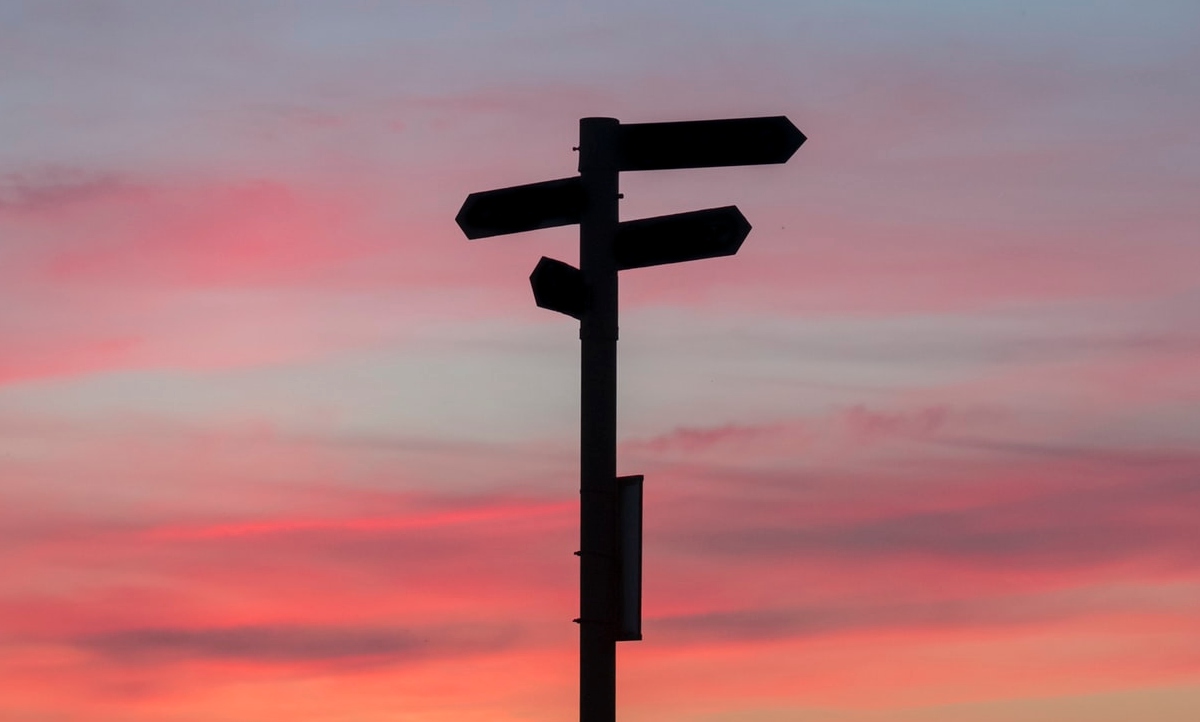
[839,404,949,440]
[623,404,971,465]
[0,174,382,384]
[3,406,1197,719]
[0,333,142,386]
[139,498,574,542]
[625,420,799,454]
[28,179,362,286]
[619,217,1200,315]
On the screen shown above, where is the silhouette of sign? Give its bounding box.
[455,176,584,239]
[617,474,643,642]
[458,114,805,722]
[617,116,805,171]
[530,256,587,319]
[614,206,751,270]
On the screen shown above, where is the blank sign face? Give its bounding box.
[618,474,643,642]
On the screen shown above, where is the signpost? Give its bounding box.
[456,115,804,722]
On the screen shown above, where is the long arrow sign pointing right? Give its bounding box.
[617,116,805,171]
[614,206,751,270]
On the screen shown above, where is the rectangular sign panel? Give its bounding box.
[617,474,643,642]
[455,176,585,239]
[617,116,805,172]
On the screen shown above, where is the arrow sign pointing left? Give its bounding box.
[456,176,585,240]
[530,256,587,319]
[614,206,751,270]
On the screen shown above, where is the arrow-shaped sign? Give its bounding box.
[456,176,585,240]
[530,256,587,319]
[614,206,751,270]
[617,116,805,172]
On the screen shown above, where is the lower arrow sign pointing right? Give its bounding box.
[613,206,752,271]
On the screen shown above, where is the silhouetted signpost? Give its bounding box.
[457,115,804,722]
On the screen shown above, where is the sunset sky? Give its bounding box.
[2,1,1199,720]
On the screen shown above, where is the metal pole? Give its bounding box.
[577,117,619,722]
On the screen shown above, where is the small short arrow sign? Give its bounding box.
[456,176,585,240]
[530,256,588,319]
[614,206,751,271]
[617,116,805,172]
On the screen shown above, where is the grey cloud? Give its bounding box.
[934,436,1200,464]
[0,169,132,214]
[653,585,1196,645]
[673,471,1200,572]
[81,622,519,666]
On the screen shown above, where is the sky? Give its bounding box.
[1,1,1198,720]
